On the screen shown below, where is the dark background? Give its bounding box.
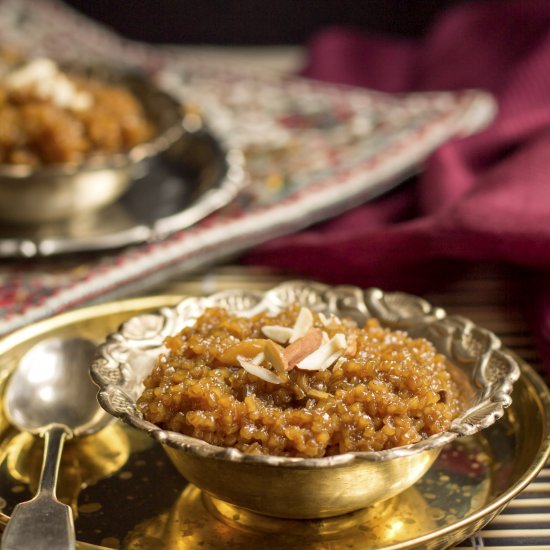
[61,0,471,44]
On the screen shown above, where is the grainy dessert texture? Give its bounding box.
[0,59,154,166]
[137,305,461,458]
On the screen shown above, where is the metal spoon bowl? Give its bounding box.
[2,337,110,550]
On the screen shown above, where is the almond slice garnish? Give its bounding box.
[250,351,265,366]
[289,307,314,343]
[237,355,283,385]
[332,356,347,370]
[345,333,358,357]
[296,333,347,371]
[306,388,332,400]
[319,349,346,372]
[262,307,314,345]
[261,325,294,344]
[264,339,289,373]
[318,312,330,327]
[219,339,267,364]
[283,328,323,368]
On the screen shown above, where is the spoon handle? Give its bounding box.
[1,425,76,550]
[36,424,71,496]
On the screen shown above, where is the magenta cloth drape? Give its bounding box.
[245,0,550,373]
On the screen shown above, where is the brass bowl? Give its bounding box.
[0,65,183,224]
[91,281,520,519]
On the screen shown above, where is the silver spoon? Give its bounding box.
[2,337,110,550]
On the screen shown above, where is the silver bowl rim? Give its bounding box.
[0,66,183,179]
[91,281,521,468]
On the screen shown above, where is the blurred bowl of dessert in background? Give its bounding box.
[0,56,183,224]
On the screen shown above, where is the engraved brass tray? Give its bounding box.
[0,295,548,549]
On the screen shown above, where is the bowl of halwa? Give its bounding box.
[0,58,183,224]
[91,281,520,519]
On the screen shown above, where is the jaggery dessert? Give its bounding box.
[0,58,154,166]
[137,305,462,458]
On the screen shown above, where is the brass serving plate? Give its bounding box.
[0,125,246,257]
[0,296,548,549]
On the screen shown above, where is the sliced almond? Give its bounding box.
[317,349,346,372]
[219,339,267,364]
[318,312,330,327]
[264,339,289,373]
[345,333,358,357]
[237,355,283,385]
[289,307,314,343]
[332,333,347,349]
[296,333,347,371]
[332,356,347,370]
[283,328,323,368]
[306,388,332,400]
[261,325,294,344]
[250,351,265,366]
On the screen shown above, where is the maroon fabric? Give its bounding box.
[245,0,550,373]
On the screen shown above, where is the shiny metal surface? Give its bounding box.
[2,337,110,550]
[164,446,441,519]
[0,67,183,225]
[2,426,76,550]
[0,292,546,549]
[0,126,246,257]
[92,282,520,519]
[0,165,133,226]
[5,338,108,436]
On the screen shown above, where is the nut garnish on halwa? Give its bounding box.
[0,58,154,166]
[137,305,461,458]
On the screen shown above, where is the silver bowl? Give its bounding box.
[91,281,520,519]
[0,65,183,224]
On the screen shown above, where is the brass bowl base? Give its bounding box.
[202,491,395,539]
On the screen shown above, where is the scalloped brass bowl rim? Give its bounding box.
[91,281,521,469]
